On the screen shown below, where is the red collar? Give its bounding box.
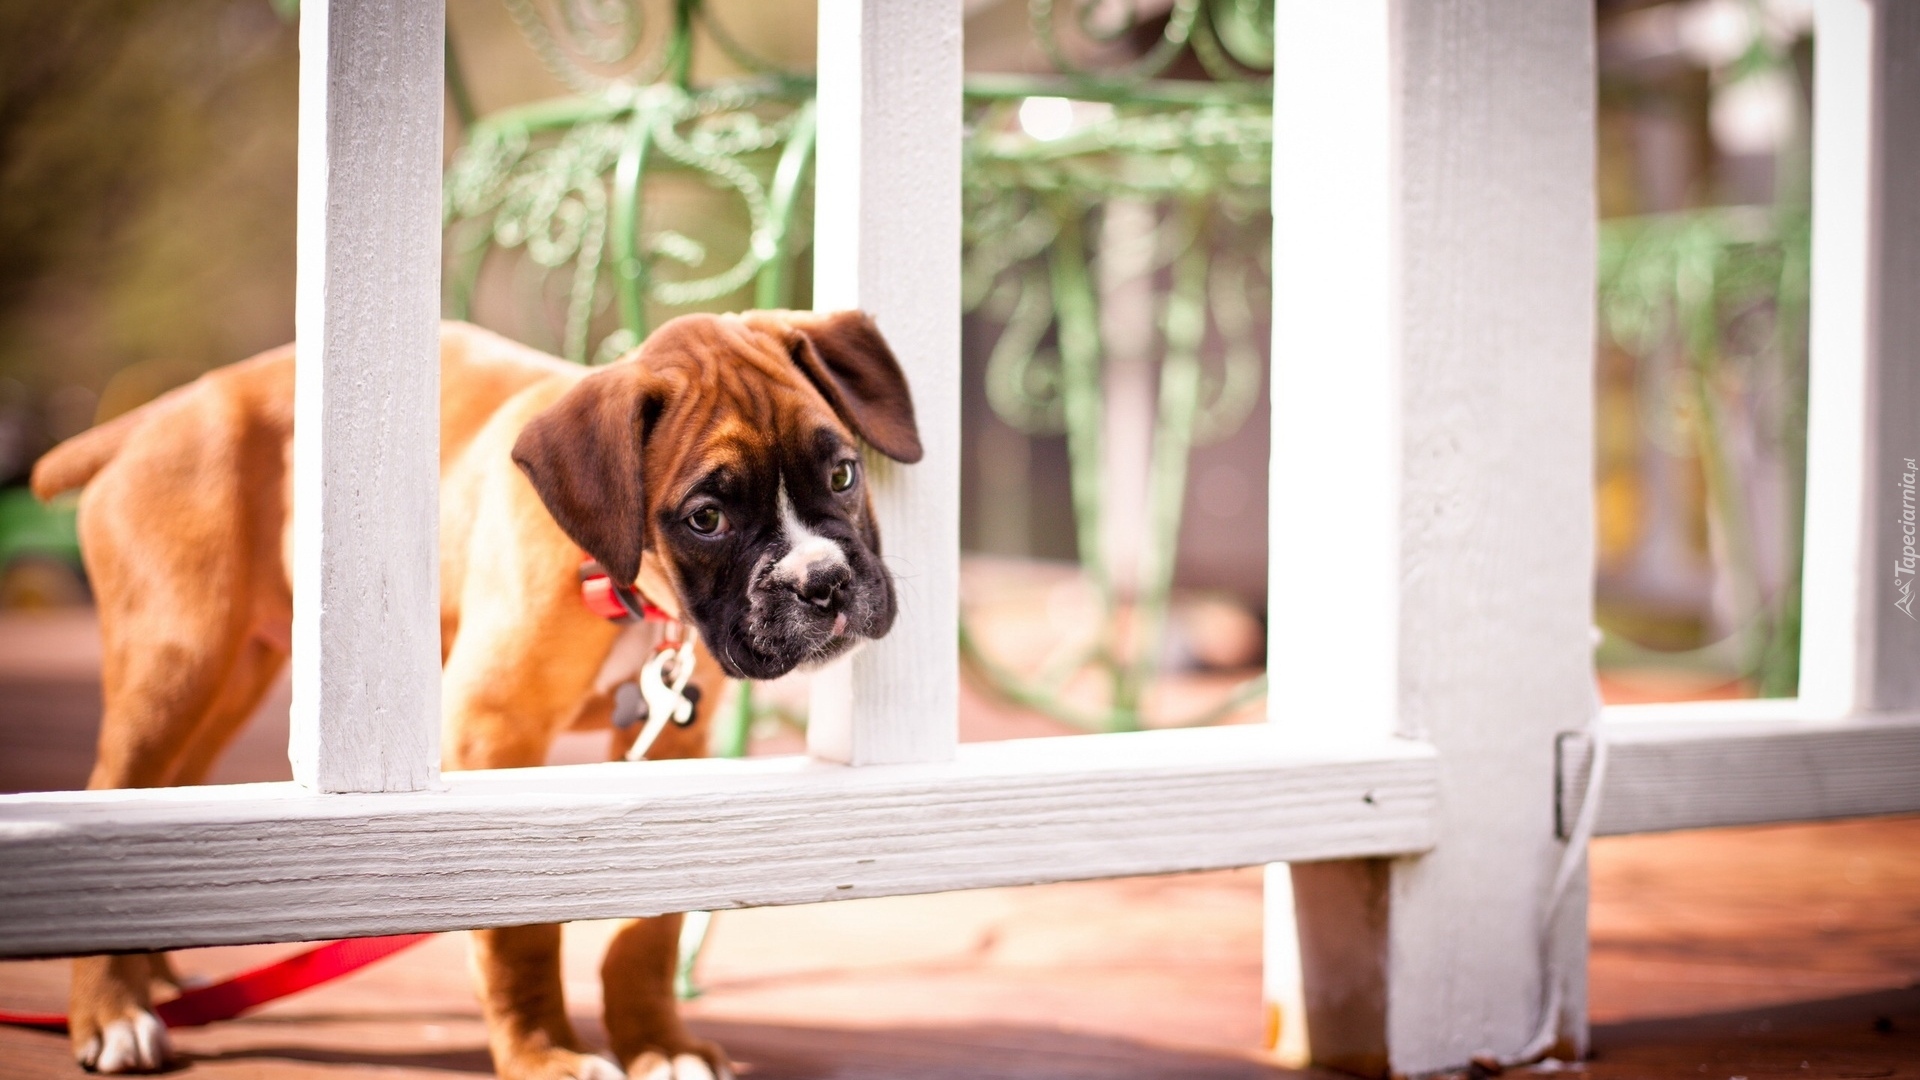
[578,560,676,624]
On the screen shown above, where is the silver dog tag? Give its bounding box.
[611,681,647,730]
[642,638,696,725]
[625,637,697,761]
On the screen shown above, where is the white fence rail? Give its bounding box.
[1561,705,1920,837]
[1557,0,1920,846]
[0,728,1436,957]
[0,1,1914,1076]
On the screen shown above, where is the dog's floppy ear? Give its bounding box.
[512,364,660,586]
[779,310,923,464]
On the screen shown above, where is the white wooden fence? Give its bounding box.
[1562,0,1920,843]
[1,1,1915,1075]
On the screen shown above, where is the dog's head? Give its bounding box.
[512,310,922,680]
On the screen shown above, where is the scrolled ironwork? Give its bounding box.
[444,74,810,361]
[502,0,667,96]
[446,0,1278,730]
[955,2,1274,732]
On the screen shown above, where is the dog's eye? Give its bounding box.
[687,507,725,535]
[829,461,858,493]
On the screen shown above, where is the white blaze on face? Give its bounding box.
[772,476,848,597]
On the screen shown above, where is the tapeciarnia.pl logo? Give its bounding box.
[1899,457,1918,619]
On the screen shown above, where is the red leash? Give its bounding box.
[0,563,654,1033]
[0,564,645,1022]
[2,564,644,1033]
[0,934,432,1033]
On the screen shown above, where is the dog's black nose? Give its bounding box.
[796,563,851,609]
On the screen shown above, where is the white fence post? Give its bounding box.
[1800,0,1920,718]
[807,0,962,766]
[290,0,444,793]
[1269,2,1596,1073]
[1263,7,1396,1061]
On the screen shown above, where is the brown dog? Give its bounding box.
[30,311,922,1079]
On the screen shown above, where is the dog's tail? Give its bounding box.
[29,391,177,501]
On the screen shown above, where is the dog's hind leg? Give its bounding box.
[77,394,268,793]
[70,621,243,1072]
[70,616,248,1073]
[90,636,291,1042]
[166,636,288,787]
[67,389,274,1073]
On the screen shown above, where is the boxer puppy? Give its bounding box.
[30,310,921,1080]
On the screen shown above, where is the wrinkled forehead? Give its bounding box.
[640,319,858,502]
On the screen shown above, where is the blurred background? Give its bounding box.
[5,7,1920,1079]
[0,0,1816,730]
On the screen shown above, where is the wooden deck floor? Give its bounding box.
[2,609,1917,1079]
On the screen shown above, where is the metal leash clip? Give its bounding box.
[623,634,699,761]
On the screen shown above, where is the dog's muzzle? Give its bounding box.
[724,543,892,679]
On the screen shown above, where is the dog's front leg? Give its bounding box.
[600,640,730,1080]
[601,914,729,1080]
[450,699,623,1080]
[441,532,633,1080]
[471,924,623,1080]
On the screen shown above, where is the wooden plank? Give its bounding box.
[290,0,444,793]
[1561,706,1920,837]
[0,727,1436,958]
[1800,0,1920,716]
[807,0,963,766]
[1270,2,1597,1073]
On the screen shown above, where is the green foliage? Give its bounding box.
[1596,204,1812,696]
[0,487,79,571]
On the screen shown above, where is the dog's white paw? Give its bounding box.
[628,1050,732,1080]
[497,1047,624,1080]
[574,1053,626,1080]
[77,1010,172,1074]
[671,1053,722,1080]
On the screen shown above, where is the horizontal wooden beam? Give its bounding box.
[1560,705,1920,838]
[0,727,1436,958]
